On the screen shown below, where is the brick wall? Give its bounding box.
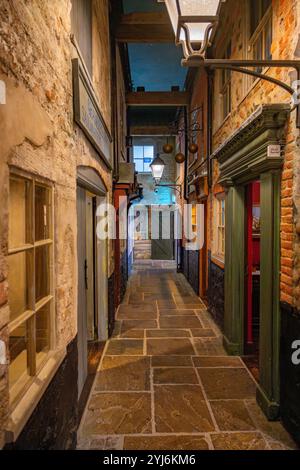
[211,0,300,308]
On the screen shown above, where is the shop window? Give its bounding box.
[214,196,225,259]
[8,173,53,405]
[71,0,92,74]
[133,146,154,173]
[249,0,272,72]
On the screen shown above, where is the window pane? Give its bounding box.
[262,0,271,15]
[35,245,50,303]
[9,322,29,389]
[144,146,154,159]
[9,176,32,249]
[35,185,51,241]
[251,0,261,35]
[36,302,50,367]
[8,251,31,321]
[265,16,272,60]
[221,200,225,226]
[134,159,144,173]
[253,33,263,70]
[133,146,143,159]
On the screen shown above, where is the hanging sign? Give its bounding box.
[72,58,112,169]
[267,144,281,158]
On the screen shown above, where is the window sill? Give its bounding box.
[5,348,66,444]
[211,254,225,270]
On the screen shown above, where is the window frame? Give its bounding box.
[133,145,155,174]
[218,41,232,124]
[8,169,55,406]
[213,195,225,261]
[248,1,272,71]
[71,0,93,76]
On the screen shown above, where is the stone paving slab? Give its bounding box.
[78,260,296,451]
[124,435,210,450]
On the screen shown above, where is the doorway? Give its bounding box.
[151,206,175,261]
[77,167,108,400]
[243,180,261,382]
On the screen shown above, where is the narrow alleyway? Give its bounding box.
[78,261,296,451]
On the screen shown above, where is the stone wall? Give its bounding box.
[0,0,114,446]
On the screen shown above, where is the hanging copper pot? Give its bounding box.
[175,152,185,164]
[189,142,198,154]
[163,143,174,154]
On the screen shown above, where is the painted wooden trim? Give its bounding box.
[257,170,281,419]
[213,104,290,186]
[223,186,245,356]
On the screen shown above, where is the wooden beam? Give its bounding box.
[116,12,174,43]
[126,91,189,107]
[130,125,172,136]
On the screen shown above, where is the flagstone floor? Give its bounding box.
[77,260,297,451]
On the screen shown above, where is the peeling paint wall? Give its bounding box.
[0,0,113,446]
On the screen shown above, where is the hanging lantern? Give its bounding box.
[164,0,224,60]
[189,142,199,154]
[175,152,186,164]
[163,138,174,154]
[150,154,166,182]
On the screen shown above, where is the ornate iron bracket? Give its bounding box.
[182,58,300,128]
[155,183,182,197]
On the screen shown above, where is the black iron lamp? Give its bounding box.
[150,154,166,183]
[150,153,183,196]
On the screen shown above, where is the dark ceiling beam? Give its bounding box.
[126,91,189,107]
[130,125,172,136]
[116,12,174,43]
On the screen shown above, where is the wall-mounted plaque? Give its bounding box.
[72,58,112,169]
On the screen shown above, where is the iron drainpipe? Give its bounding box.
[207,69,213,188]
[183,106,189,201]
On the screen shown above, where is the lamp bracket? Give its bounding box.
[155,183,182,197]
[182,58,300,127]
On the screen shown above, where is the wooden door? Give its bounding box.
[86,193,96,341]
[77,186,88,398]
[151,208,175,260]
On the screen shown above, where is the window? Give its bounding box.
[249,0,272,72]
[71,0,92,74]
[220,42,232,121]
[8,173,53,404]
[133,146,154,173]
[215,196,225,258]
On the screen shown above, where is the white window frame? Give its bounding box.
[132,144,155,174]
